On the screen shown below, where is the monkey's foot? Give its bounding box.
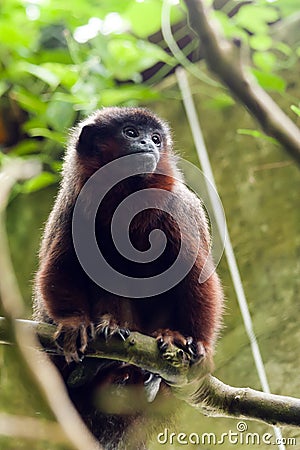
[96,314,130,342]
[155,329,205,366]
[55,322,95,364]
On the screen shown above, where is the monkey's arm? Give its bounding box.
[156,183,223,368]
[34,232,92,362]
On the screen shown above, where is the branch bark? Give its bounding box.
[1,317,299,428]
[183,0,300,164]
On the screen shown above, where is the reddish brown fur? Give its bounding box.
[33,107,223,449]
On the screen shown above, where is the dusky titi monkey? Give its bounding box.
[34,107,223,449]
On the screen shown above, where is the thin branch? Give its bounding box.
[183,0,300,164]
[0,414,70,446]
[1,317,299,428]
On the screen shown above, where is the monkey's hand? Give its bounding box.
[154,329,205,366]
[55,321,95,364]
[96,314,131,342]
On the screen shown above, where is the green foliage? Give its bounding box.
[0,0,299,183]
[21,172,59,193]
[0,0,182,174]
[237,128,279,144]
[214,0,299,95]
[291,104,300,117]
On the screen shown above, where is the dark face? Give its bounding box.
[76,108,170,173]
[115,122,162,172]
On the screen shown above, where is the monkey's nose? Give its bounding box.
[140,140,146,145]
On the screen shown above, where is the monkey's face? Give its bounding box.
[116,122,162,173]
[75,108,171,174]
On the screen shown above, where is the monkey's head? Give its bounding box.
[73,107,173,176]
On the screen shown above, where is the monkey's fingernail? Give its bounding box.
[160,342,169,351]
[123,328,130,338]
[118,328,130,340]
[144,373,154,385]
[88,323,95,339]
[103,327,109,341]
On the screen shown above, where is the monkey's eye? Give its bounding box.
[152,134,161,146]
[123,127,139,138]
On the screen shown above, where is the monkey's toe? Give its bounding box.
[55,322,93,363]
[185,337,205,364]
[96,314,130,342]
[155,330,205,365]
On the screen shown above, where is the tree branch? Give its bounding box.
[1,317,299,428]
[183,0,300,164]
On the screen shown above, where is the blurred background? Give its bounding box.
[0,0,300,448]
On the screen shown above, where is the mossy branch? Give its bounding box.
[1,317,299,428]
[183,0,300,164]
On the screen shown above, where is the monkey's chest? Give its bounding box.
[96,221,178,279]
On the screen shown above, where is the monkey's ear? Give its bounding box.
[77,124,98,154]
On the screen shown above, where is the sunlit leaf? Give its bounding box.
[41,63,79,89]
[105,37,174,80]
[124,0,183,38]
[16,62,60,88]
[213,11,248,41]
[100,86,160,106]
[273,41,293,56]
[10,140,40,156]
[234,5,279,34]
[251,69,286,93]
[290,105,300,117]
[46,101,76,132]
[21,172,59,193]
[250,35,272,51]
[28,128,65,144]
[237,128,278,144]
[204,93,235,110]
[10,88,47,114]
[253,51,276,72]
[0,81,9,98]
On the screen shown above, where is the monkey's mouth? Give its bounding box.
[133,150,160,173]
[135,149,159,161]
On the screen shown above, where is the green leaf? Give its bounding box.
[234,5,279,34]
[10,140,40,156]
[204,93,235,110]
[237,128,278,144]
[50,160,63,173]
[124,0,183,38]
[105,37,174,80]
[290,105,300,117]
[250,35,272,51]
[21,172,59,193]
[10,88,47,114]
[0,21,34,48]
[0,81,9,98]
[16,62,60,88]
[213,11,248,41]
[251,69,286,93]
[28,128,65,144]
[0,152,8,167]
[42,63,79,89]
[253,51,276,72]
[100,85,159,106]
[274,42,292,57]
[46,101,76,132]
